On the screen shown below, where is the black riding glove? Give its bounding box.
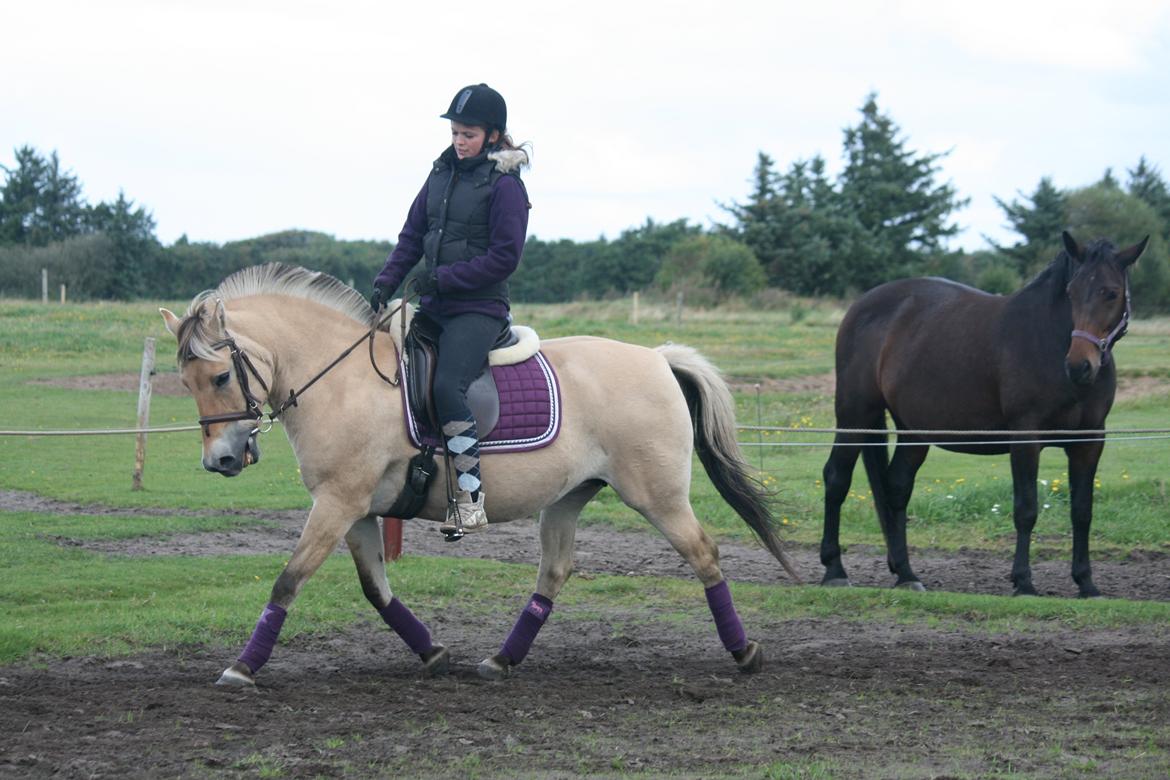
[370,284,390,312]
[414,269,440,297]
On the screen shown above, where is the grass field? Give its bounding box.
[2,298,1169,554]
[3,296,1169,779]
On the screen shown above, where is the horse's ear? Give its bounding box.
[212,298,228,335]
[1061,231,1083,262]
[160,308,181,338]
[1115,235,1149,268]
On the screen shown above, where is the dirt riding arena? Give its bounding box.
[2,491,1168,778]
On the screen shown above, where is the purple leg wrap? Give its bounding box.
[237,602,288,674]
[705,580,747,653]
[499,593,553,665]
[378,597,434,655]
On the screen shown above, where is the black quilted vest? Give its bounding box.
[421,148,523,304]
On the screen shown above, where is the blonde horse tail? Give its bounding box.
[658,343,802,583]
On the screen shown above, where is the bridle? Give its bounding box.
[195,298,407,436]
[197,336,275,435]
[1069,274,1130,366]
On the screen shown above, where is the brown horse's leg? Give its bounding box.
[217,495,364,686]
[1009,444,1042,596]
[1066,441,1105,598]
[478,483,601,681]
[821,436,863,585]
[346,515,447,676]
[884,440,929,590]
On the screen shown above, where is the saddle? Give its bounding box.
[389,303,542,439]
[380,301,560,521]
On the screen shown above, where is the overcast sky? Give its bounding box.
[4,1,1169,255]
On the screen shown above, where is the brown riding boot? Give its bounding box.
[439,491,489,537]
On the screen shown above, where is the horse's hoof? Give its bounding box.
[1012,589,1038,598]
[215,662,255,688]
[476,654,511,681]
[1078,591,1103,600]
[895,580,926,592]
[420,644,449,678]
[732,640,763,674]
[821,577,852,588]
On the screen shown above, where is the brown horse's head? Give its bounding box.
[1063,231,1148,386]
[160,297,266,476]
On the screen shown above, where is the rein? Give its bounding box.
[197,299,407,435]
[1070,276,1130,365]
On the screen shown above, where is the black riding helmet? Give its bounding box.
[440,83,507,132]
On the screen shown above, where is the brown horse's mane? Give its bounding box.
[176,263,373,362]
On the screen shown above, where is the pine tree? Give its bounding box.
[721,152,788,281]
[0,146,88,245]
[991,177,1068,276]
[837,94,967,291]
[1127,156,1170,240]
[87,191,158,299]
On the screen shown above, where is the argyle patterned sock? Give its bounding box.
[441,414,482,499]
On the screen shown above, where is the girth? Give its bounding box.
[403,315,518,436]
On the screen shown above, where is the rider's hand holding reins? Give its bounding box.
[370,284,391,313]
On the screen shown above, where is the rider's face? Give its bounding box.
[450,122,498,159]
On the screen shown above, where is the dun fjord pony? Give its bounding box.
[161,264,798,686]
[821,232,1147,598]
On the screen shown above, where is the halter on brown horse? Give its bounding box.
[161,264,799,686]
[820,231,1147,597]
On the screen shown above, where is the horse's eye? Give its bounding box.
[214,371,231,388]
[1101,288,1119,301]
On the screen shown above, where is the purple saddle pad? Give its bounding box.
[401,351,561,454]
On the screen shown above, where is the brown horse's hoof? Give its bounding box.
[821,577,852,588]
[732,640,763,674]
[215,661,256,688]
[895,580,927,592]
[477,653,511,681]
[420,644,449,678]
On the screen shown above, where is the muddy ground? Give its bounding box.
[2,491,1169,778]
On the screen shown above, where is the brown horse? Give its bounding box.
[160,264,798,687]
[820,232,1147,597]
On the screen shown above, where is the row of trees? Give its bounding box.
[0,147,157,299]
[3,95,1170,312]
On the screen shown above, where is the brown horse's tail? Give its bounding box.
[658,343,802,583]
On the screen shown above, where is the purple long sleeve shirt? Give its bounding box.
[375,172,529,319]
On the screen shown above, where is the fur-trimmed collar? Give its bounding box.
[487,149,528,173]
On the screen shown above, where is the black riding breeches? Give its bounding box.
[430,311,509,424]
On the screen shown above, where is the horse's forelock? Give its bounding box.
[1083,238,1119,266]
[1068,239,1126,291]
[175,293,222,363]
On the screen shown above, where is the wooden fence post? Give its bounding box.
[382,516,404,562]
[132,337,156,491]
[41,268,48,304]
[675,291,684,327]
[632,291,639,324]
[60,284,66,304]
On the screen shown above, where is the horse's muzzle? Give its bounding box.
[203,431,261,477]
[1065,357,1097,386]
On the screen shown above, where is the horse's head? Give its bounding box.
[1063,231,1148,386]
[161,298,269,477]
